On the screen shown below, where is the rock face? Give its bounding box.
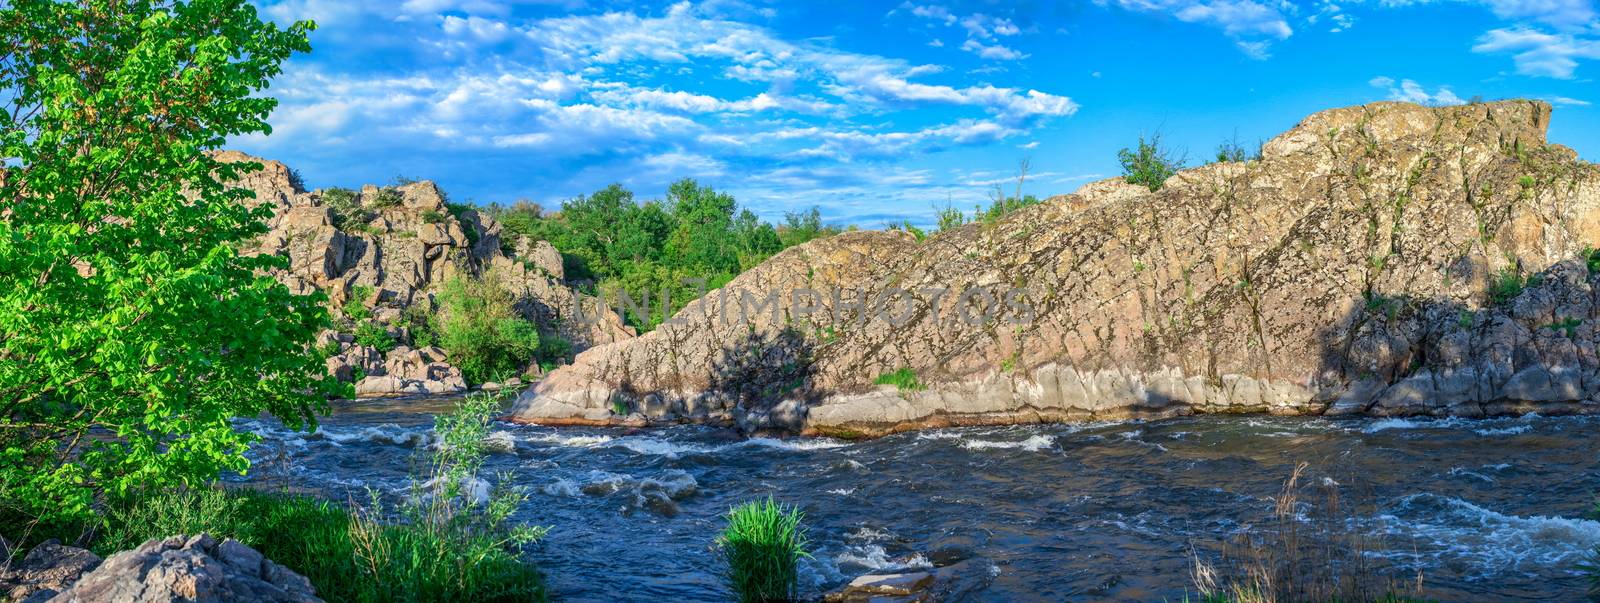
[48,534,320,603]
[1,540,102,603]
[511,100,1600,435]
[211,151,632,395]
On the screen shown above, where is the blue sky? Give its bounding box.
[242,0,1600,227]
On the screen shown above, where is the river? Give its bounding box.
[236,397,1600,602]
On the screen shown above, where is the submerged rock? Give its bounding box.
[511,100,1600,435]
[48,534,320,602]
[824,559,992,602]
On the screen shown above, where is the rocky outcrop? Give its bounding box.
[212,152,633,395]
[48,534,320,602]
[1,540,101,603]
[511,100,1600,435]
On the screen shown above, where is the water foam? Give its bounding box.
[835,545,932,572]
[959,434,1056,452]
[1376,493,1600,573]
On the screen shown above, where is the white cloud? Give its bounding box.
[1544,95,1592,106]
[961,38,1029,60]
[893,4,1034,61]
[1104,0,1294,58]
[1472,26,1600,78]
[1481,0,1597,30]
[1369,76,1466,105]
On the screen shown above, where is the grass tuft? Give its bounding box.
[718,498,811,603]
[874,367,924,391]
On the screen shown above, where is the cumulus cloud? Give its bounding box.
[1369,76,1466,105]
[1472,26,1600,78]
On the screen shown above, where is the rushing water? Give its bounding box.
[237,398,1600,602]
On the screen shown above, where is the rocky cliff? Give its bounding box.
[509,100,1600,435]
[214,151,632,396]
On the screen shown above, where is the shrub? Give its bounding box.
[1213,136,1260,164]
[1119,132,1186,191]
[421,210,447,224]
[874,368,924,391]
[0,0,337,529]
[1488,265,1531,305]
[370,187,404,208]
[1583,245,1600,275]
[355,321,397,353]
[718,498,810,603]
[344,285,375,322]
[934,201,968,232]
[323,187,368,228]
[434,272,543,384]
[350,390,547,602]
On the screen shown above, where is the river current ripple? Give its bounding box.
[236,399,1600,602]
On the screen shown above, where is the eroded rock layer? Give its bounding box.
[510,100,1600,435]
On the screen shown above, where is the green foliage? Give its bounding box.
[433,272,543,384]
[487,183,834,332]
[1488,265,1532,305]
[401,304,436,348]
[1583,245,1600,275]
[1119,132,1186,191]
[779,206,840,248]
[322,187,369,228]
[1546,317,1582,338]
[344,285,375,321]
[316,340,344,360]
[978,194,1041,226]
[0,0,340,527]
[370,186,403,208]
[874,368,924,391]
[934,201,968,232]
[718,498,810,603]
[1212,136,1260,163]
[1581,547,1600,602]
[355,321,397,353]
[887,221,927,241]
[421,210,447,224]
[91,391,547,602]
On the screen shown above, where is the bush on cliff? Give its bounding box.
[433,271,544,384]
[718,498,811,603]
[1119,132,1186,191]
[0,0,342,530]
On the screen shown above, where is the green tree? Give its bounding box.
[778,206,835,248]
[0,0,336,526]
[1118,132,1185,191]
[665,178,740,274]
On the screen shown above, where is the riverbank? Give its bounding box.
[239,397,1600,601]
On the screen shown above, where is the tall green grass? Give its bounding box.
[22,390,548,603]
[718,498,811,603]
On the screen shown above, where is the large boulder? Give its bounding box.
[1,540,102,603]
[511,100,1600,435]
[49,534,320,603]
